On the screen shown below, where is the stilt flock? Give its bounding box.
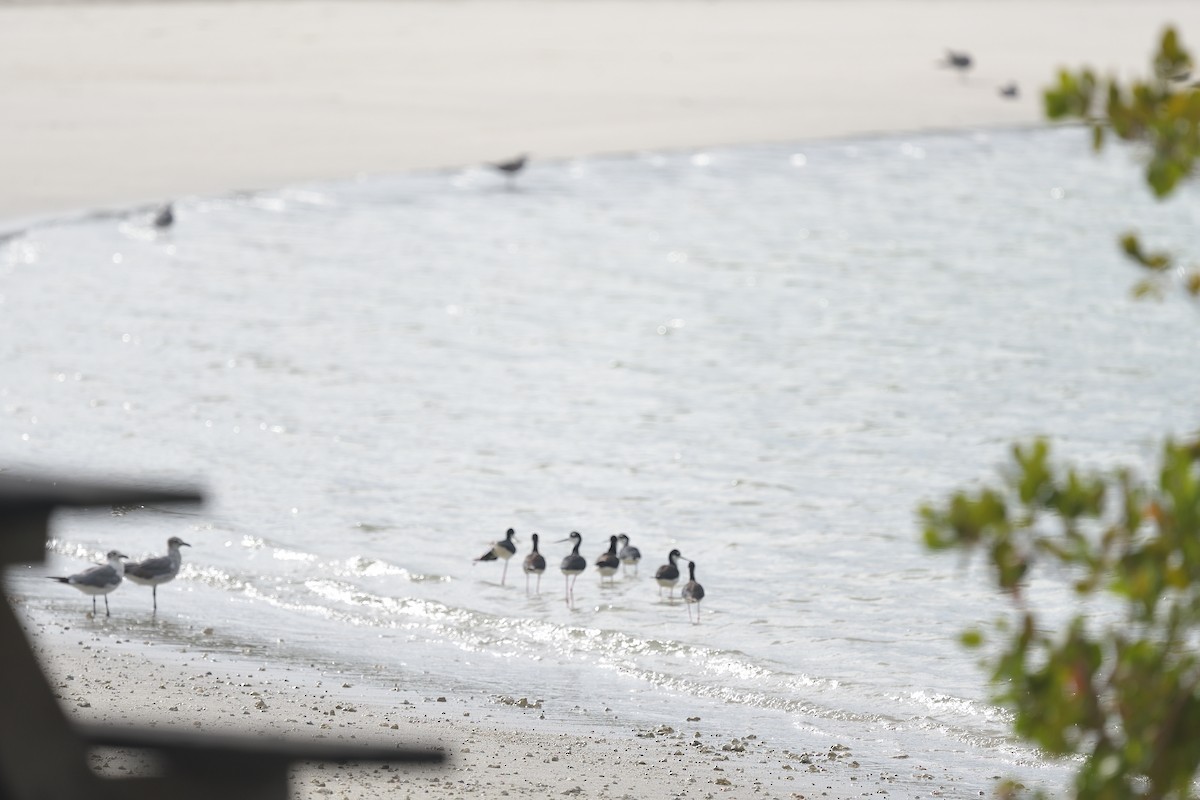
[475,529,706,622]
[47,537,190,616]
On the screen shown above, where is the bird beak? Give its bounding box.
[554,537,571,543]
[180,541,192,547]
[117,553,128,560]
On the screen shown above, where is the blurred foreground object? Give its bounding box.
[1045,26,1200,300]
[0,471,444,800]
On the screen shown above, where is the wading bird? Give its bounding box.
[595,535,620,585]
[153,202,174,229]
[558,531,586,606]
[524,533,547,595]
[682,561,706,623]
[655,548,686,600]
[476,528,518,585]
[617,533,641,574]
[490,153,528,187]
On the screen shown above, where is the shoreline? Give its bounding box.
[3,2,1195,796]
[3,0,1198,222]
[14,597,933,799]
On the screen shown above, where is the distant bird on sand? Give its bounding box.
[655,548,686,601]
[124,536,190,612]
[48,550,127,616]
[617,533,641,574]
[940,49,972,76]
[490,153,528,186]
[682,561,706,624]
[476,528,518,585]
[153,202,174,229]
[557,531,586,605]
[998,82,1019,99]
[595,535,620,585]
[524,533,547,595]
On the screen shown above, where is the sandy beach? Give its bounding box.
[5,1,1200,797]
[17,598,924,800]
[2,1,1199,223]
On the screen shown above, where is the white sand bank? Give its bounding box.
[1,1,1198,220]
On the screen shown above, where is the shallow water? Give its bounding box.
[3,126,1198,794]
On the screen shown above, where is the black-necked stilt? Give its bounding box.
[475,528,518,585]
[524,533,547,595]
[48,550,127,616]
[124,536,190,613]
[490,153,528,187]
[655,548,686,600]
[616,533,641,574]
[682,561,705,624]
[595,535,620,585]
[557,531,586,605]
[153,202,174,229]
[940,49,972,77]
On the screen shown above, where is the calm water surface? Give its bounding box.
[3,126,1198,793]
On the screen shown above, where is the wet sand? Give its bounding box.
[15,600,950,799]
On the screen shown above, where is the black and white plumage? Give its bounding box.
[595,535,620,585]
[655,548,685,600]
[524,533,547,595]
[476,528,518,585]
[616,533,641,574]
[557,531,586,605]
[682,561,706,624]
[48,550,127,616]
[124,536,190,612]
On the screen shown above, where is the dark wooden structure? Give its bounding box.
[0,472,444,800]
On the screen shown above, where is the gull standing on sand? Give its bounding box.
[124,536,191,612]
[595,535,620,585]
[616,533,641,574]
[558,531,586,605]
[655,549,686,600]
[48,550,127,617]
[475,528,518,585]
[682,561,706,623]
[524,533,547,595]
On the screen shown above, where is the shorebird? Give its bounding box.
[616,533,641,574]
[490,153,528,187]
[998,82,1019,99]
[48,550,127,617]
[124,536,190,612]
[595,535,620,585]
[682,561,706,624]
[475,528,518,585]
[557,531,586,605]
[655,549,685,600]
[524,533,547,595]
[153,202,174,229]
[940,49,972,77]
